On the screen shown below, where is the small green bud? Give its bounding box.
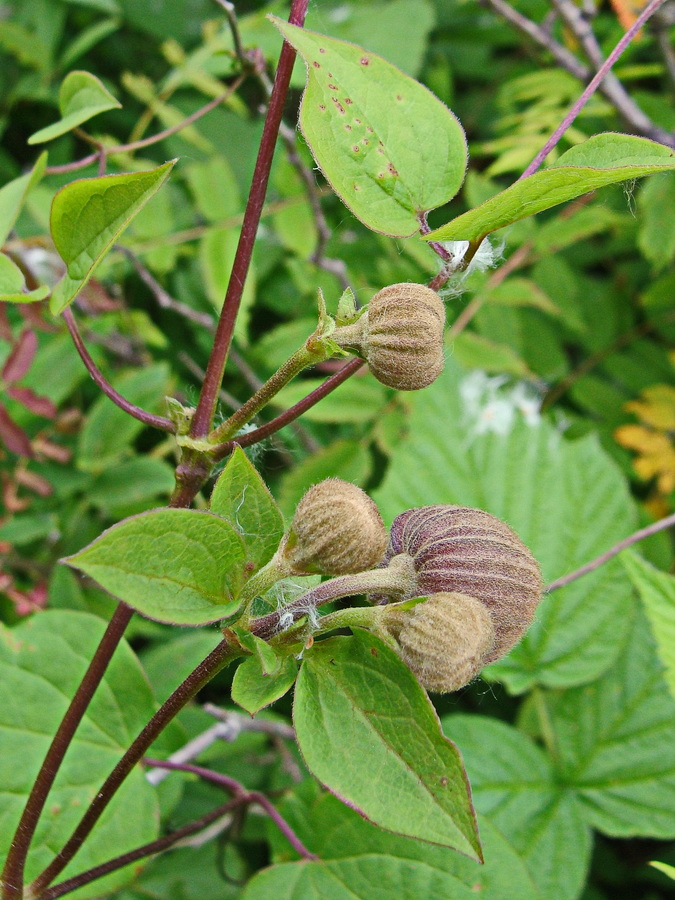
[283,479,388,576]
[383,591,495,693]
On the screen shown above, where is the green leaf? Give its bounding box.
[249,791,538,900]
[426,134,675,243]
[49,161,175,314]
[87,457,175,511]
[210,446,284,572]
[621,550,675,701]
[638,173,675,271]
[450,332,534,378]
[443,714,592,900]
[480,277,559,315]
[29,70,122,144]
[0,152,47,248]
[373,360,638,692]
[77,363,171,472]
[232,652,298,716]
[0,253,50,302]
[541,611,675,838]
[293,629,482,860]
[651,861,675,880]
[271,18,466,238]
[0,610,159,897]
[65,509,248,625]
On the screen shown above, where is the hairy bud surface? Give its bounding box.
[381,505,542,661]
[284,479,388,576]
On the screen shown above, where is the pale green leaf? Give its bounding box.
[293,629,482,859]
[0,611,159,897]
[0,152,47,247]
[373,360,638,692]
[427,134,675,242]
[272,18,466,238]
[622,550,675,701]
[0,253,49,303]
[232,652,298,716]
[29,70,121,144]
[65,509,248,625]
[210,446,284,571]
[651,861,675,880]
[480,277,559,315]
[272,377,388,423]
[450,332,534,377]
[49,161,175,314]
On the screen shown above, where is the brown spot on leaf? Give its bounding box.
[345,98,353,105]
[388,163,399,176]
[367,127,374,134]
[319,104,326,111]
[354,118,362,125]
[360,56,370,65]
[319,47,326,54]
[370,647,378,657]
[313,61,320,68]
[396,94,403,102]
[353,145,360,153]
[345,124,352,131]
[440,776,449,787]
[354,184,360,191]
[328,83,338,91]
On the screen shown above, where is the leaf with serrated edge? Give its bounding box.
[272,18,466,238]
[0,610,159,897]
[622,551,675,700]
[426,134,675,243]
[65,508,247,625]
[29,70,121,144]
[49,161,175,314]
[210,446,284,572]
[293,629,482,859]
[443,714,592,900]
[232,653,298,716]
[373,359,638,693]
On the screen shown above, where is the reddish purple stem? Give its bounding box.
[144,758,318,860]
[63,309,175,433]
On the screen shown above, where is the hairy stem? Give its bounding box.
[63,309,175,433]
[212,358,365,460]
[251,555,418,642]
[190,0,310,439]
[0,604,133,900]
[28,636,244,895]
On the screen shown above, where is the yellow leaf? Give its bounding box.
[624,384,675,431]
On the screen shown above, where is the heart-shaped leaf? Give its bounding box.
[49,160,175,314]
[28,70,121,144]
[272,18,467,238]
[426,134,675,243]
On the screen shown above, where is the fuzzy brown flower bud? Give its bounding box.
[283,479,388,576]
[383,592,495,692]
[379,505,542,662]
[365,283,445,390]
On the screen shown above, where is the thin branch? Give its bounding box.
[62,309,175,433]
[547,512,675,592]
[38,800,238,900]
[278,121,352,291]
[45,79,246,176]
[119,246,215,328]
[190,0,310,439]
[145,710,293,786]
[479,0,587,79]
[143,759,318,860]
[211,357,365,460]
[28,636,243,895]
[0,604,134,900]
[652,9,675,90]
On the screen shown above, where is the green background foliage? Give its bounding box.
[1,0,675,899]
